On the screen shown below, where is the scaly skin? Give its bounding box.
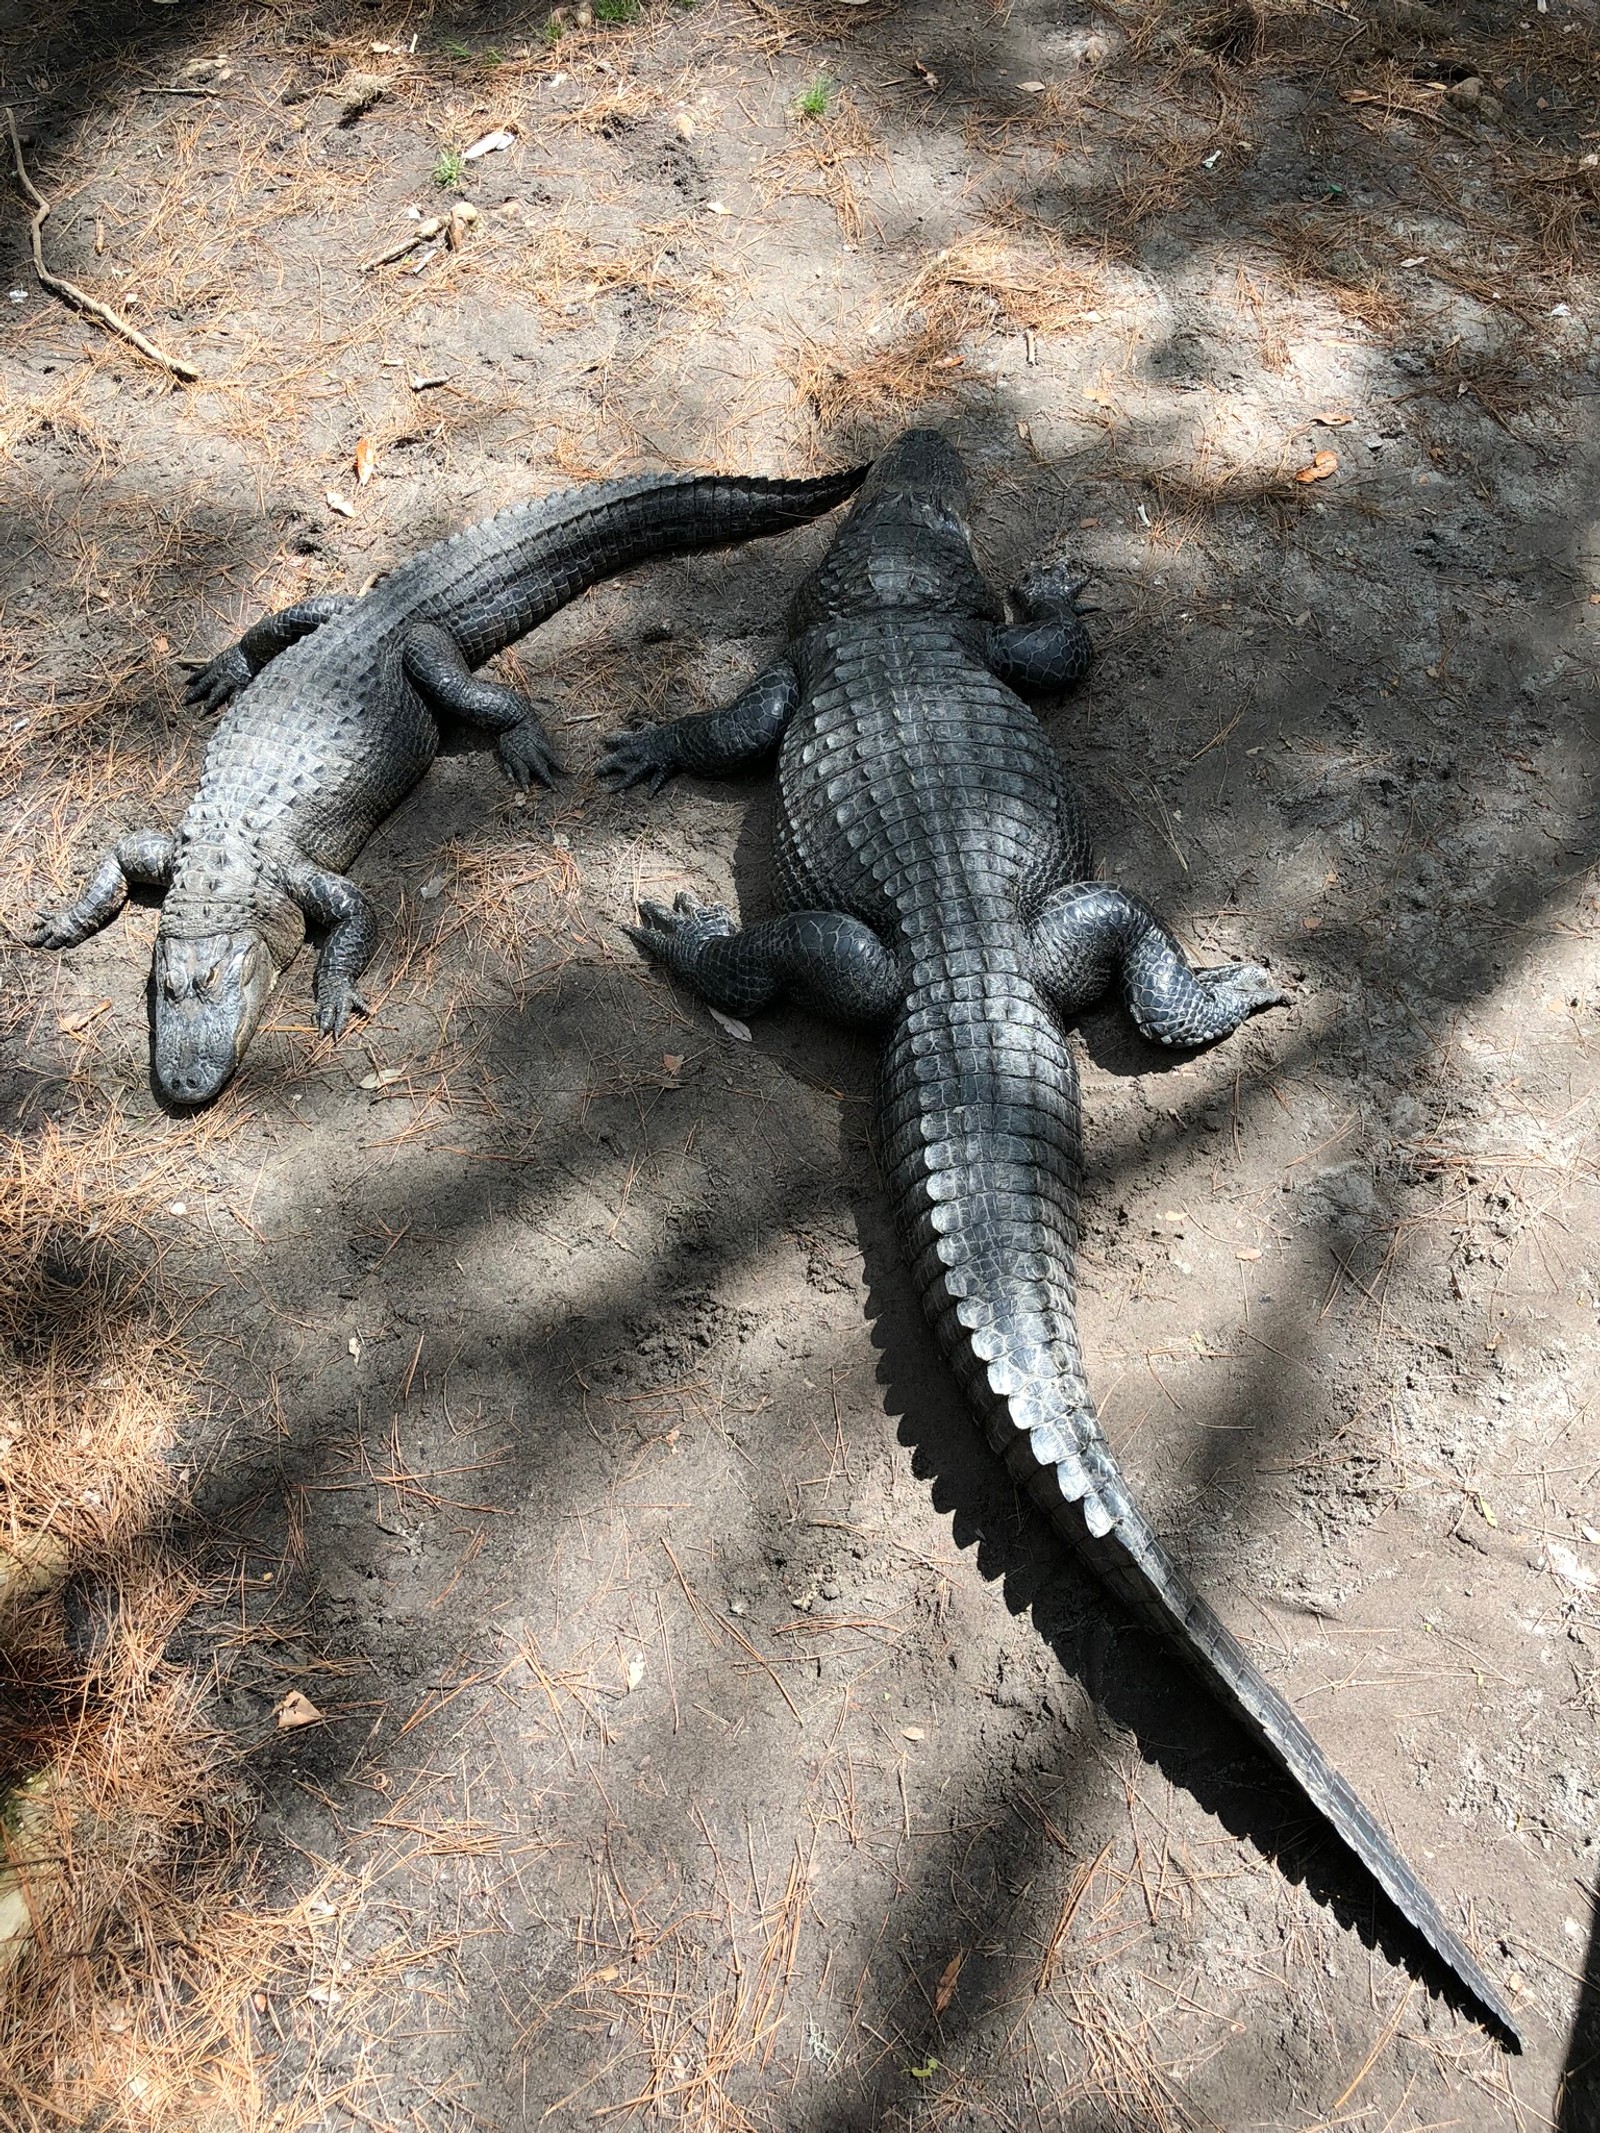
[27,466,864,1105]
[600,429,1520,2048]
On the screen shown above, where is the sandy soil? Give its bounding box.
[3,1,1600,2128]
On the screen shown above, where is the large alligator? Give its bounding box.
[600,430,1519,2045]
[27,465,863,1104]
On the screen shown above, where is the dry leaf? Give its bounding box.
[902,1725,926,1741]
[358,1066,406,1089]
[1294,450,1339,485]
[708,1008,752,1041]
[913,58,940,88]
[933,1950,967,2014]
[275,1690,323,1729]
[354,436,377,486]
[1018,79,1047,92]
[58,998,112,1035]
[325,489,355,517]
[463,127,516,160]
[1236,1247,1262,1261]
[1314,410,1353,426]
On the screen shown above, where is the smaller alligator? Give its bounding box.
[27,464,863,1104]
[600,429,1519,2046]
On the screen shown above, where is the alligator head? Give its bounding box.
[790,427,996,626]
[152,930,278,1105]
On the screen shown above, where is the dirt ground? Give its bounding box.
[3,1,1600,2127]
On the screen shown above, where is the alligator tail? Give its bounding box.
[408,465,868,664]
[876,965,1521,2046]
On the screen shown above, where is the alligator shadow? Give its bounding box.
[1561,1904,1600,2127]
[849,1176,1520,2049]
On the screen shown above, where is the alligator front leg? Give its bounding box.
[26,831,176,948]
[986,561,1095,694]
[627,890,902,1024]
[402,622,563,792]
[597,660,800,797]
[186,595,357,713]
[283,861,378,1039]
[1026,881,1288,1047]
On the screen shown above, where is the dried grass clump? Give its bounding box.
[909,230,1105,335]
[756,91,883,241]
[786,227,1103,434]
[0,1105,274,2131]
[788,289,975,434]
[0,1566,270,2133]
[0,1114,196,1578]
[499,217,728,328]
[433,832,589,982]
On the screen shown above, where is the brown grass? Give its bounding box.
[910,228,1105,337]
[784,223,1106,435]
[787,284,976,436]
[0,1111,196,1568]
[0,1106,262,2133]
[755,90,883,242]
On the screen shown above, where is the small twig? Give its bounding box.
[5,105,200,382]
[361,216,445,272]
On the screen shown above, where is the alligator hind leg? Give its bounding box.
[284,861,378,1039]
[27,831,176,949]
[598,659,800,796]
[627,890,903,1025]
[1026,881,1288,1048]
[186,595,357,712]
[986,561,1095,694]
[402,622,563,792]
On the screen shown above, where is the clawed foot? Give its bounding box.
[597,726,681,798]
[625,889,735,974]
[184,646,252,713]
[498,714,566,794]
[315,976,370,1041]
[1015,559,1097,621]
[25,905,90,951]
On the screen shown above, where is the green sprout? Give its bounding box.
[594,0,640,19]
[796,74,836,119]
[432,147,467,188]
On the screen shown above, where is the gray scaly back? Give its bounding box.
[600,428,1520,2048]
[29,463,864,1104]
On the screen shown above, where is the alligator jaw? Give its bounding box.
[151,928,278,1106]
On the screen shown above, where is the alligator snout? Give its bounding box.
[152,930,274,1105]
